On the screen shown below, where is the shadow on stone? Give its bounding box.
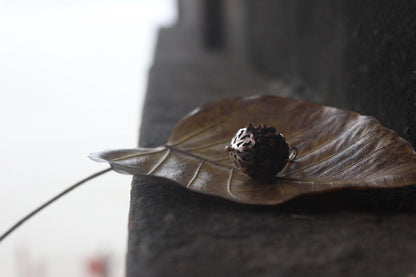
[132,175,416,215]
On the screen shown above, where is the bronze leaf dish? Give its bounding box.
[90,95,416,205]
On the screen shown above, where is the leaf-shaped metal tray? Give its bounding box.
[90,95,416,205]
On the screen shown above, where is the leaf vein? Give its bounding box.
[169,120,224,146]
[187,160,204,188]
[283,130,378,177]
[180,138,229,151]
[147,148,171,175]
[112,147,166,161]
[227,169,239,199]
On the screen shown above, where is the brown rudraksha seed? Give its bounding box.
[225,123,291,180]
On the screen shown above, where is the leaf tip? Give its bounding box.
[88,152,106,163]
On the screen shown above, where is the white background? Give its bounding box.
[0,1,176,276]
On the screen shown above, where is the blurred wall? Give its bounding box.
[205,0,416,147]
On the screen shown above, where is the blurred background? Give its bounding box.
[0,0,176,276]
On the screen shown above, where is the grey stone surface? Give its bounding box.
[127,1,416,276]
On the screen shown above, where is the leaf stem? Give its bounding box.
[0,167,112,243]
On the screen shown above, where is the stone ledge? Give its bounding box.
[126,1,416,276]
